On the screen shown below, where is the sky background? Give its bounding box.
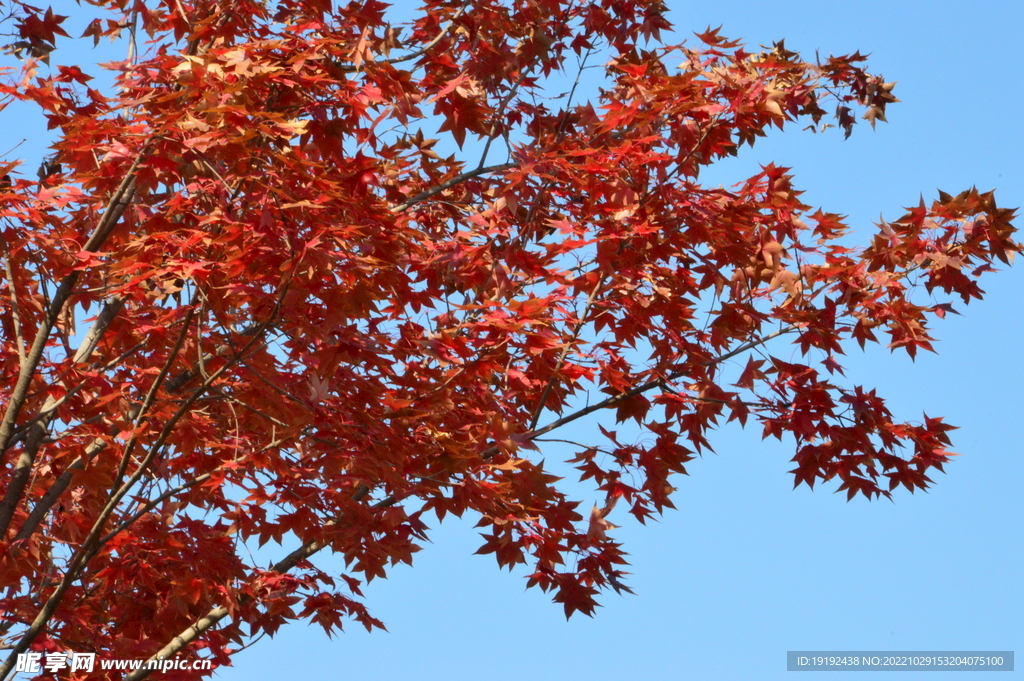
[4,0,1022,679]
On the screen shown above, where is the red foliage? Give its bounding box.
[0,0,1017,678]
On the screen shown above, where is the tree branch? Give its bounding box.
[109,302,198,493]
[527,325,798,441]
[0,166,139,538]
[392,163,515,214]
[0,161,139,457]
[336,2,470,73]
[5,298,127,448]
[528,272,606,430]
[0,233,26,367]
[0,330,266,679]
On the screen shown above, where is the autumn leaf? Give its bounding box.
[586,497,619,542]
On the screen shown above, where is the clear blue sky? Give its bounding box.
[5,1,1021,679]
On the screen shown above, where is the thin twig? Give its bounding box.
[478,63,532,170]
[528,272,605,430]
[110,300,198,493]
[0,234,26,367]
[98,442,275,547]
[527,325,798,441]
[392,163,515,213]
[381,2,468,66]
[336,2,470,73]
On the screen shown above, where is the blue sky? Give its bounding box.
[4,0,1021,679]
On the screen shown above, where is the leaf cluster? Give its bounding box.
[0,0,1017,676]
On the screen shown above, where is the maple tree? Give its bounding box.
[0,0,1018,678]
